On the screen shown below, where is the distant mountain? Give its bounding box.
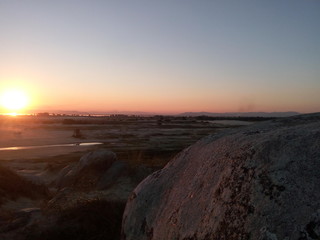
[178,111,301,117]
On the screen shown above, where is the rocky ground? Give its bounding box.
[122,113,320,240]
[0,149,153,240]
[0,116,255,239]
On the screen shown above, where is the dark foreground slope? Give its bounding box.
[122,113,320,240]
[0,150,147,240]
[0,165,48,206]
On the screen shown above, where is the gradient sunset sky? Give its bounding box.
[0,0,319,114]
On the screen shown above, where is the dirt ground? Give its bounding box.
[0,115,253,157]
[0,115,255,183]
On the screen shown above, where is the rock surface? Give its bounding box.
[78,150,117,171]
[0,148,153,240]
[97,161,128,190]
[122,113,320,240]
[55,149,120,189]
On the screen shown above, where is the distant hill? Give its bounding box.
[178,111,300,117]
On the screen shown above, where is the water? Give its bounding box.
[0,142,103,151]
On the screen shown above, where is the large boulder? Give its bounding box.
[78,150,117,171]
[97,161,128,190]
[55,149,120,190]
[122,113,320,240]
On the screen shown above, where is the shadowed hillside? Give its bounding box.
[0,165,48,206]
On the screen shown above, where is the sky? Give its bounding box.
[0,0,319,114]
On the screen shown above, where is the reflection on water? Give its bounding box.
[0,142,103,151]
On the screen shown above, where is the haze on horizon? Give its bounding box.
[0,1,319,115]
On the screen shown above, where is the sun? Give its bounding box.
[1,89,29,112]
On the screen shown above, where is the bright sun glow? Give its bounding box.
[1,89,29,112]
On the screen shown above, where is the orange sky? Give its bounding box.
[1,76,318,114]
[0,1,319,115]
